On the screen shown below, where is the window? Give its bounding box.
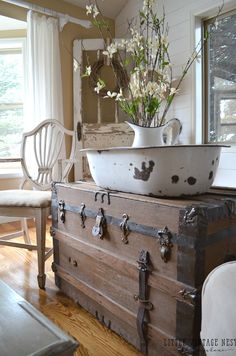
[0,38,25,158]
[204,10,236,143]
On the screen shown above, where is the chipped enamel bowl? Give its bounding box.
[81,145,226,197]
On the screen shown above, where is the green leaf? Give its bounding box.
[98,78,106,87]
[145,97,160,117]
[139,11,146,18]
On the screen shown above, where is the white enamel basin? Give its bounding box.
[81,145,227,197]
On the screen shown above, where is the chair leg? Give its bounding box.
[35,209,47,289]
[21,218,31,245]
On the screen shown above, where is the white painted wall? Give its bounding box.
[115,0,236,188]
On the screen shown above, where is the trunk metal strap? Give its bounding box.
[136,250,151,354]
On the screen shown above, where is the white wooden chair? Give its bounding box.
[201,261,236,355]
[0,119,76,289]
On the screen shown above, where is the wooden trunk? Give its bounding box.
[51,182,236,356]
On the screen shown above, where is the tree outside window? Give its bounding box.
[0,39,25,157]
[204,10,236,143]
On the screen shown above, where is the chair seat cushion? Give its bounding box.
[0,190,51,208]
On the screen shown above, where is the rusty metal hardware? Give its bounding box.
[51,181,57,193]
[68,257,78,267]
[136,250,151,354]
[119,213,130,244]
[183,206,206,224]
[157,226,173,263]
[58,200,65,223]
[49,226,55,237]
[224,199,236,217]
[94,191,111,205]
[79,203,86,228]
[92,208,106,239]
[95,311,111,329]
[137,249,150,272]
[133,295,153,311]
[177,342,194,355]
[77,121,82,141]
[51,262,57,273]
[178,288,198,305]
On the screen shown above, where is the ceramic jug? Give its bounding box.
[126,118,182,147]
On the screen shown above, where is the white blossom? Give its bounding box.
[146,81,159,96]
[143,0,154,13]
[130,73,143,99]
[86,4,99,18]
[169,87,179,96]
[103,43,118,58]
[83,0,206,126]
[105,91,117,98]
[115,89,125,101]
[94,81,105,94]
[85,5,93,15]
[92,5,99,18]
[116,39,128,50]
[84,65,92,76]
[161,36,169,47]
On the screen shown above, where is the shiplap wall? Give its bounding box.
[115,0,236,188]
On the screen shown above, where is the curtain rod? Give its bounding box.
[2,0,92,30]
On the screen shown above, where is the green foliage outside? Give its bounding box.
[0,53,24,157]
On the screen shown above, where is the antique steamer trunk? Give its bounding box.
[51,182,236,356]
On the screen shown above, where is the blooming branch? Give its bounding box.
[84,0,223,127]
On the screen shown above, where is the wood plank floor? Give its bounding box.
[0,221,141,356]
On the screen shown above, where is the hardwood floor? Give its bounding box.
[0,221,141,356]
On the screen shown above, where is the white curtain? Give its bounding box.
[25,11,64,130]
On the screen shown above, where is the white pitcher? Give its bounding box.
[126,118,182,147]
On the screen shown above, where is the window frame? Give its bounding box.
[201,7,236,192]
[203,8,236,144]
[0,37,26,179]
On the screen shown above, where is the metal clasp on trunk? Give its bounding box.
[179,288,198,305]
[157,226,173,263]
[58,200,65,223]
[92,208,106,239]
[49,226,55,237]
[79,203,86,228]
[120,213,130,244]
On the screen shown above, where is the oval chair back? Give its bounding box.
[21,119,76,190]
[201,261,236,355]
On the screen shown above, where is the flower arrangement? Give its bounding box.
[84,0,221,127]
